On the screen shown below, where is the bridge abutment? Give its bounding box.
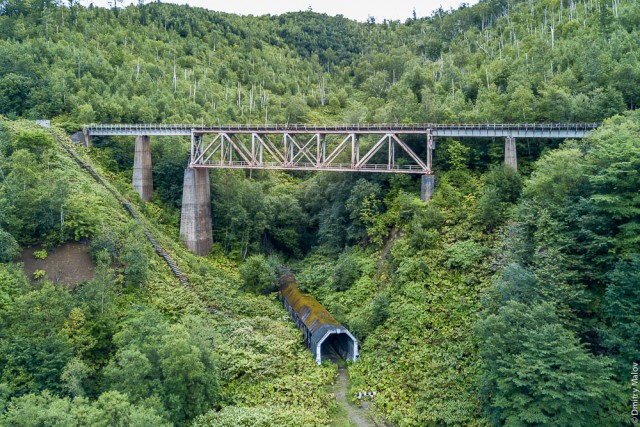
[421,174,435,202]
[132,135,153,202]
[180,167,213,256]
[505,136,517,170]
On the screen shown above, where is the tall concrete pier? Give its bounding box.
[421,175,435,202]
[505,136,517,170]
[180,167,213,256]
[132,135,153,202]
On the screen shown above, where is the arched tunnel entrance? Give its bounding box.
[279,271,359,365]
[315,328,359,365]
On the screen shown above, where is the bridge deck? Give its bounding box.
[85,123,599,139]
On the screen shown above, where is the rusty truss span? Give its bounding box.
[80,122,600,254]
[190,130,432,174]
[84,123,599,175]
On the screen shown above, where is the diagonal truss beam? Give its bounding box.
[323,134,354,165]
[291,134,319,165]
[191,130,432,174]
[356,134,390,168]
[389,134,429,171]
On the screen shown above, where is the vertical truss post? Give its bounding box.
[198,134,205,163]
[283,134,288,165]
[351,134,357,167]
[251,134,256,165]
[427,130,434,174]
[218,135,225,165]
[289,136,294,165]
[321,136,326,164]
[388,134,395,170]
[227,135,232,164]
[190,132,195,166]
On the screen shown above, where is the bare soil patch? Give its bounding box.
[21,242,95,287]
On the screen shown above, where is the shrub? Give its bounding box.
[239,255,278,295]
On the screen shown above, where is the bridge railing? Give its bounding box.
[85,122,602,133]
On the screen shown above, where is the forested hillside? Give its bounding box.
[1,0,639,125]
[0,0,639,426]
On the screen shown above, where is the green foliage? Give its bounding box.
[586,112,640,254]
[120,222,150,289]
[9,128,55,158]
[32,269,46,281]
[345,178,383,243]
[331,248,361,291]
[60,358,90,398]
[193,405,320,427]
[0,228,20,262]
[104,307,220,425]
[0,122,336,424]
[476,164,522,231]
[89,227,118,261]
[369,293,389,330]
[239,254,278,295]
[0,0,637,127]
[79,249,116,316]
[0,283,75,396]
[444,139,470,171]
[444,240,487,271]
[474,113,640,425]
[212,171,307,257]
[0,148,67,245]
[0,390,170,426]
[32,249,47,260]
[604,255,640,375]
[0,264,29,313]
[475,301,623,426]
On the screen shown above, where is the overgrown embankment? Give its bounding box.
[0,121,339,425]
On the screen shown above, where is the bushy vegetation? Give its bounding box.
[0,0,638,125]
[0,122,337,425]
[0,0,639,426]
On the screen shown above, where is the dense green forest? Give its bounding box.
[1,0,639,425]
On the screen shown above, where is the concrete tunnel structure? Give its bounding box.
[279,271,359,365]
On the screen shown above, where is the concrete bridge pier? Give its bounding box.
[421,174,435,202]
[132,135,153,202]
[180,167,213,256]
[505,136,517,170]
[82,132,91,148]
[420,131,435,202]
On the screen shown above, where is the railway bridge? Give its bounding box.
[83,123,599,255]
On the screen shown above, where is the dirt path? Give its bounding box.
[334,362,377,427]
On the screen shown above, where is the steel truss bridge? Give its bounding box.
[84,123,599,174]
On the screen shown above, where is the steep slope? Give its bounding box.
[0,120,338,425]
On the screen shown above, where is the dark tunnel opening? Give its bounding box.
[320,332,358,363]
